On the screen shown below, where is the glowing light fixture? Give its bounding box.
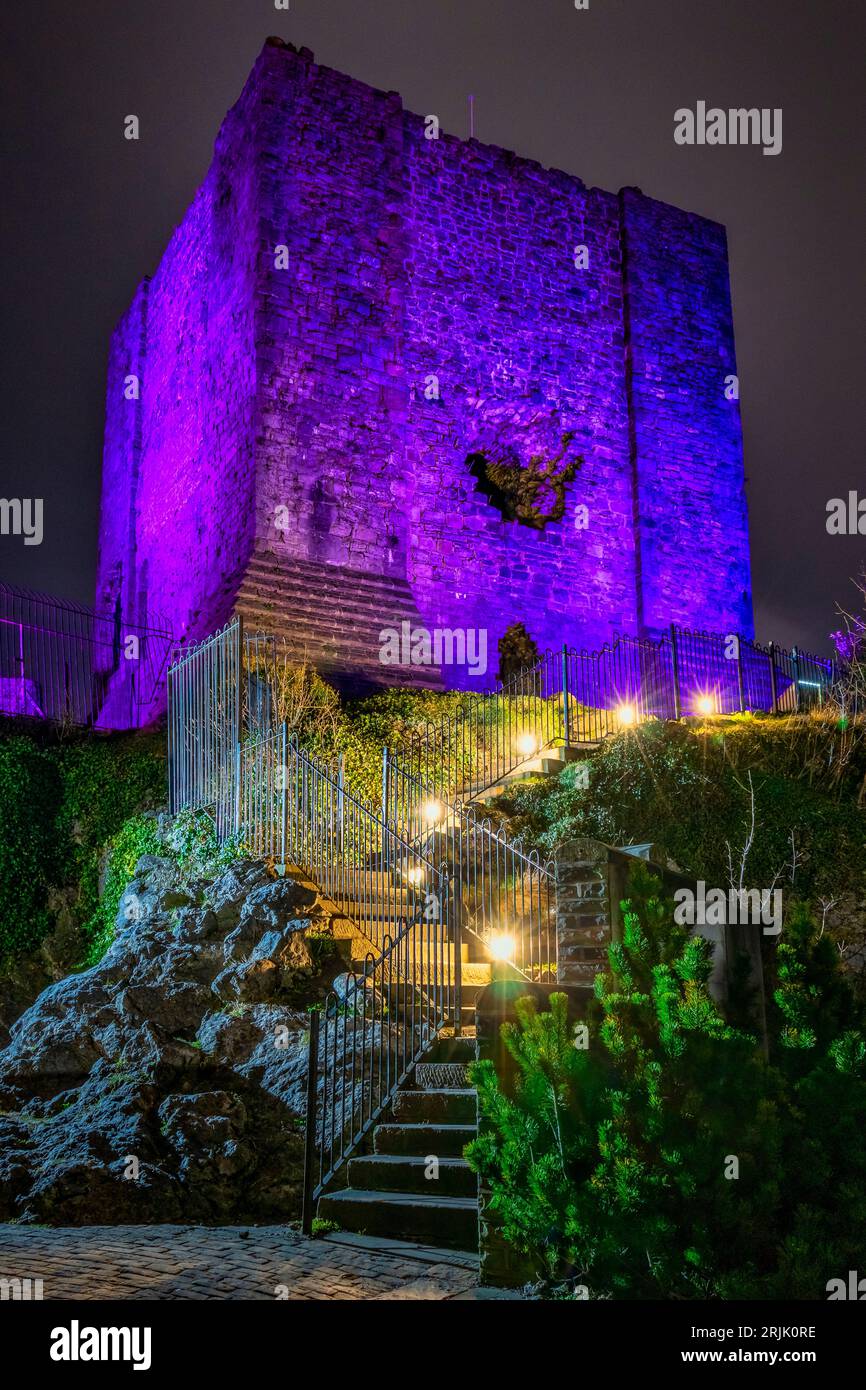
[516,732,537,758]
[421,798,444,826]
[406,865,425,885]
[488,931,516,962]
[695,694,716,716]
[616,703,636,727]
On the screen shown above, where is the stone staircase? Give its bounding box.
[317,1034,481,1253]
[308,859,490,1255]
[297,719,573,1258]
[467,743,588,806]
[235,551,445,696]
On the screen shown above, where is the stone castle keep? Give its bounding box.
[96,37,752,694]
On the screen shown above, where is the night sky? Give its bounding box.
[1,0,863,654]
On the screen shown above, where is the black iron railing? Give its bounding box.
[241,728,457,959]
[167,618,243,836]
[390,627,838,810]
[165,616,837,1228]
[233,725,460,1217]
[384,751,557,983]
[0,582,172,731]
[302,887,457,1223]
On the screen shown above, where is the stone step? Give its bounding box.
[415,1061,472,1090]
[348,948,490,982]
[423,1036,477,1065]
[347,935,474,958]
[240,575,422,610]
[346,1154,476,1198]
[373,1123,475,1157]
[468,748,587,802]
[238,602,436,662]
[238,597,429,646]
[236,553,447,695]
[244,554,420,600]
[236,608,446,692]
[316,1188,478,1252]
[351,977,488,1003]
[392,1088,476,1125]
[243,562,418,598]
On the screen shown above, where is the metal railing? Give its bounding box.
[390,649,571,808]
[390,626,838,810]
[234,724,460,1218]
[165,615,836,1227]
[0,582,172,730]
[385,750,556,983]
[166,620,280,833]
[302,883,457,1226]
[167,619,243,835]
[241,727,458,959]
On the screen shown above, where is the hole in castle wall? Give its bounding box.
[466,431,582,530]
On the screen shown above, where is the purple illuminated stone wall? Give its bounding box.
[97,38,752,703]
[619,189,752,636]
[96,77,261,644]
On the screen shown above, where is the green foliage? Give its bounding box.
[764,899,866,1297]
[305,931,337,970]
[310,1217,340,1238]
[247,651,344,751]
[317,687,469,805]
[772,899,859,1056]
[493,720,866,920]
[82,807,246,966]
[468,432,582,529]
[0,730,165,966]
[164,807,243,879]
[0,738,59,957]
[81,814,161,966]
[468,864,866,1298]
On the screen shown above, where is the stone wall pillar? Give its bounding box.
[553,838,615,987]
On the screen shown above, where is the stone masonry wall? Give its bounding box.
[621,188,752,638]
[554,839,614,987]
[401,118,638,682]
[95,282,148,628]
[97,38,753,707]
[252,44,411,580]
[96,71,262,652]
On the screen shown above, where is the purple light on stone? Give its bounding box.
[95,39,753,706]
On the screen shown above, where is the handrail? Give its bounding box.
[390,627,839,810]
[302,884,456,1224]
[233,725,461,1219]
[385,748,556,983]
[164,616,840,1233]
[0,582,173,730]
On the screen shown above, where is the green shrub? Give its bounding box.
[80,813,161,966]
[0,739,60,958]
[493,720,866,914]
[310,1217,340,1238]
[496,622,541,684]
[467,864,866,1298]
[0,729,166,966]
[164,807,244,879]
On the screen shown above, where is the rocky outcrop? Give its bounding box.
[0,855,340,1226]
